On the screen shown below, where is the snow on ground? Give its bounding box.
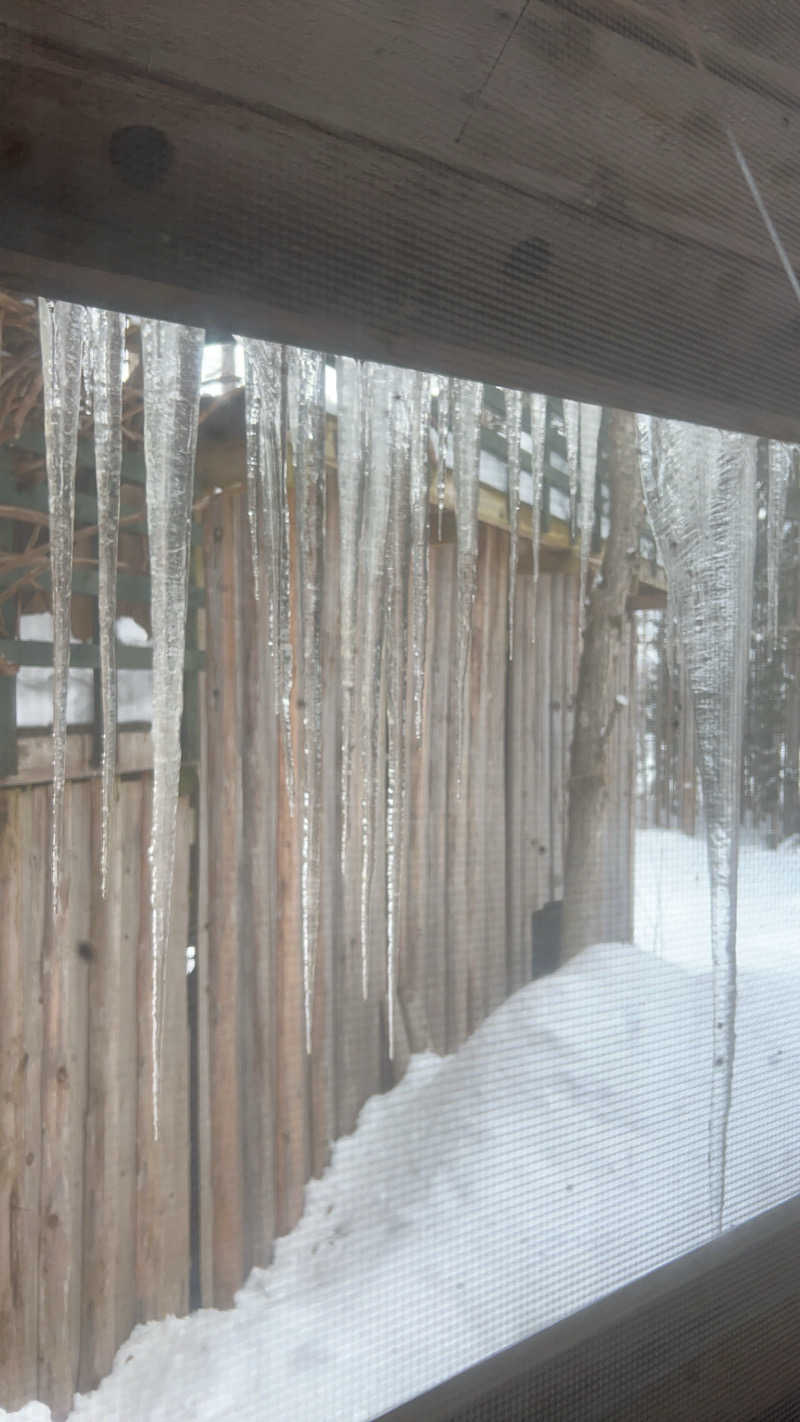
[4,830,799,1422]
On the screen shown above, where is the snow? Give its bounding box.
[4,829,799,1422]
[16,614,153,727]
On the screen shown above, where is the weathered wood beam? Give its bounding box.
[1,41,800,441]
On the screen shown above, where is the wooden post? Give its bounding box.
[238,495,278,1267]
[274,485,309,1233]
[202,491,245,1303]
[0,792,31,1408]
[561,409,645,960]
[38,782,91,1417]
[80,777,141,1390]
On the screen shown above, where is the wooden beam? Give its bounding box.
[378,1192,800,1422]
[3,38,800,440]
[0,729,154,786]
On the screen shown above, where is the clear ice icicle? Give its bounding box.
[577,403,603,639]
[436,378,451,541]
[767,442,792,649]
[410,371,431,741]
[563,398,580,538]
[39,298,84,916]
[287,348,326,1053]
[236,337,294,804]
[336,356,364,868]
[640,415,756,1230]
[505,388,522,657]
[452,378,483,786]
[385,368,414,1058]
[529,393,547,638]
[142,318,205,1138]
[84,307,125,898]
[358,364,392,996]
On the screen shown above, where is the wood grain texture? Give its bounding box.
[37,783,91,1417]
[202,492,245,1304]
[238,497,278,1268]
[5,9,800,438]
[1,476,639,1411]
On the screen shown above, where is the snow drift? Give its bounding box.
[4,832,800,1422]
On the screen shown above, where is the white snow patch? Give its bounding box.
[16,613,153,727]
[4,830,799,1422]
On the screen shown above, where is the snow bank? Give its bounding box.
[5,831,799,1421]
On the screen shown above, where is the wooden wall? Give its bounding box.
[0,742,193,1418]
[0,487,636,1417]
[196,486,636,1312]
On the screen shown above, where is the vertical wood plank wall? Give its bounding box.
[0,770,192,1418]
[198,488,636,1309]
[0,490,635,1417]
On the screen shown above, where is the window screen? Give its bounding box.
[2,4,800,1422]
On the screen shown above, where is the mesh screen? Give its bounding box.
[3,4,800,1422]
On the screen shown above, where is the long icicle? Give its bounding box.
[287,348,326,1053]
[577,403,603,640]
[410,372,431,741]
[84,307,125,898]
[385,368,414,1058]
[452,378,483,789]
[236,337,294,805]
[529,393,547,639]
[767,441,792,650]
[562,398,580,540]
[436,377,451,542]
[505,388,523,657]
[640,415,756,1230]
[336,355,364,869]
[39,298,84,916]
[358,364,392,997]
[141,318,205,1138]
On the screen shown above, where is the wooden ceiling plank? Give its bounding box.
[3,41,800,438]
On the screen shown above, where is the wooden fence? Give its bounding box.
[0,737,193,1417]
[0,486,636,1417]
[195,485,637,1311]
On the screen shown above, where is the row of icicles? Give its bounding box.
[38,302,794,1204]
[39,300,605,1117]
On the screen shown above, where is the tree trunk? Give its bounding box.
[561,408,645,960]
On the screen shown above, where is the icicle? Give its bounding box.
[505,388,523,658]
[236,336,294,802]
[767,442,792,649]
[529,393,547,639]
[563,398,580,538]
[436,377,451,541]
[39,299,84,916]
[577,403,603,639]
[287,348,326,1054]
[336,356,364,869]
[84,307,125,898]
[141,318,204,1138]
[358,364,392,996]
[410,372,431,741]
[452,378,483,787]
[385,368,414,1058]
[640,415,756,1231]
